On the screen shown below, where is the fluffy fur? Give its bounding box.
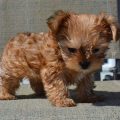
[0,10,120,107]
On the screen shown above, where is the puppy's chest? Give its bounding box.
[74,73,85,84]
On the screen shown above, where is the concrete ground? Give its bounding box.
[0,81,120,120]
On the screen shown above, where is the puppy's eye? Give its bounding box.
[92,48,99,53]
[68,48,77,53]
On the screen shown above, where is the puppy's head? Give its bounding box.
[47,10,120,74]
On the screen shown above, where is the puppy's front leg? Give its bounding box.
[41,63,76,107]
[77,75,103,103]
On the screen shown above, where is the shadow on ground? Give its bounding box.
[17,94,46,99]
[70,89,120,106]
[92,91,120,106]
[16,89,120,106]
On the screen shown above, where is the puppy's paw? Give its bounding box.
[0,94,16,100]
[80,95,104,103]
[54,98,76,107]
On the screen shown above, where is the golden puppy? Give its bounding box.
[0,10,119,107]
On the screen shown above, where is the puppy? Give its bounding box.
[0,10,120,107]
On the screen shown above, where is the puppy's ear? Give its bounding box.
[97,13,120,41]
[47,10,70,34]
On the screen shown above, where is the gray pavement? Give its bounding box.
[0,81,120,120]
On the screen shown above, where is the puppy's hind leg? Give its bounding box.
[0,74,20,100]
[29,78,45,96]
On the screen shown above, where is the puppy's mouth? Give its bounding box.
[79,61,98,74]
[80,67,91,74]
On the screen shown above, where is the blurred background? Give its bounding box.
[0,0,120,81]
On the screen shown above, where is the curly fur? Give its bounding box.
[0,10,120,107]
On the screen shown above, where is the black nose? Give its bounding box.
[79,61,90,69]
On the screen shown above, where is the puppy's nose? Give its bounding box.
[79,61,90,69]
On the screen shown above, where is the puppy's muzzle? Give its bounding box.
[79,61,90,69]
